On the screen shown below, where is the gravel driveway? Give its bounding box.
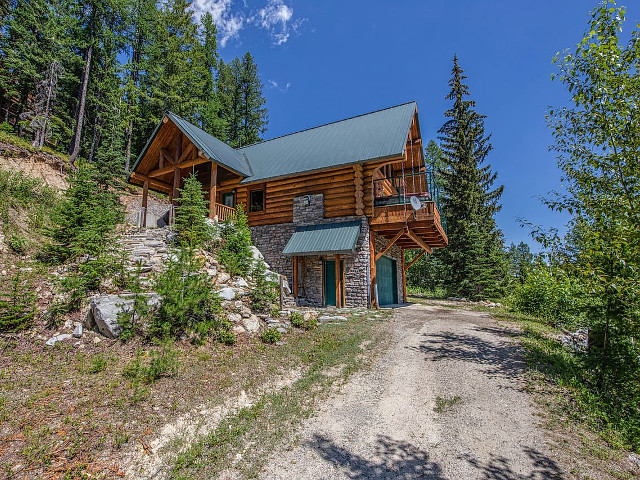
[259,303,564,479]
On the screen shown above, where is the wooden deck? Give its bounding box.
[370,202,448,250]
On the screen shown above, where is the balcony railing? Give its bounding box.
[215,203,236,222]
[373,171,447,234]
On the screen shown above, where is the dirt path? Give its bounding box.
[259,303,564,479]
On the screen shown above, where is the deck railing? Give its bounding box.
[215,203,235,222]
[373,171,447,234]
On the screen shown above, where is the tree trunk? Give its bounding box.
[68,42,93,164]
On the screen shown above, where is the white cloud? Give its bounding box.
[191,0,245,47]
[191,0,305,47]
[268,79,292,93]
[254,0,294,45]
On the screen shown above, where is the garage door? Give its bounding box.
[375,256,397,305]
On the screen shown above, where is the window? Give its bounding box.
[249,189,264,212]
[222,192,235,208]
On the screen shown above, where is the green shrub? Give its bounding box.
[218,329,236,345]
[42,164,123,264]
[290,311,304,328]
[175,173,212,248]
[0,269,36,332]
[122,340,179,384]
[218,204,252,276]
[250,261,278,313]
[0,122,13,133]
[117,263,154,341]
[150,247,221,339]
[7,233,28,254]
[304,317,318,331]
[260,328,281,344]
[88,354,108,374]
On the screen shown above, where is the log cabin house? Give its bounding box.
[129,102,448,308]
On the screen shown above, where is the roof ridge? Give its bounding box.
[239,100,417,150]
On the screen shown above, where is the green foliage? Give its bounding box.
[218,204,253,277]
[505,242,534,285]
[436,58,506,300]
[123,339,179,384]
[43,164,123,264]
[260,328,281,344]
[7,232,28,254]
[151,247,221,340]
[519,1,640,451]
[117,264,154,341]
[217,327,236,346]
[0,122,12,133]
[0,269,36,332]
[404,250,445,296]
[509,261,587,329]
[249,261,278,314]
[290,312,304,328]
[175,173,211,247]
[88,354,108,374]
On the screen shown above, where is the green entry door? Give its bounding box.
[324,260,343,306]
[376,256,398,305]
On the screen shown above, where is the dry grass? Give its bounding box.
[0,310,391,479]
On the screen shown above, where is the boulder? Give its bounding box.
[228,313,242,323]
[234,278,249,288]
[243,315,261,333]
[84,294,161,338]
[250,246,264,264]
[318,315,348,323]
[72,324,83,338]
[217,272,231,284]
[218,287,236,301]
[232,325,246,335]
[46,334,72,346]
[303,311,319,321]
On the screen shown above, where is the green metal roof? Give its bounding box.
[282,221,361,256]
[239,101,417,184]
[167,113,252,177]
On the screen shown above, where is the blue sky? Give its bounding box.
[195,0,638,251]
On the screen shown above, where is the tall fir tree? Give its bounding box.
[437,56,506,299]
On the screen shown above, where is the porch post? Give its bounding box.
[293,255,298,298]
[141,180,148,228]
[401,248,407,303]
[335,254,341,307]
[369,232,377,308]
[209,162,218,219]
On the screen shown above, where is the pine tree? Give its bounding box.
[218,54,268,147]
[175,173,211,247]
[437,56,506,299]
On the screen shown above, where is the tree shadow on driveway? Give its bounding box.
[307,433,446,479]
[408,327,527,384]
[459,447,565,479]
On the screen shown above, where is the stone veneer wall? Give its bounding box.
[373,231,405,304]
[250,193,371,308]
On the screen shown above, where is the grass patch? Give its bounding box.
[495,309,639,478]
[0,130,68,160]
[434,395,462,413]
[170,311,391,479]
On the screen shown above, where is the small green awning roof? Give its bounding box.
[283,221,361,256]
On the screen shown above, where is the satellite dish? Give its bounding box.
[410,196,422,211]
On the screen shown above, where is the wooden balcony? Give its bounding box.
[371,172,448,251]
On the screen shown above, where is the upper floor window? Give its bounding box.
[249,189,265,212]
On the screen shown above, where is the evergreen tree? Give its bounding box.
[175,173,211,247]
[218,54,268,147]
[437,56,506,299]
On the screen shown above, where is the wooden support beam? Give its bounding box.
[370,232,378,309]
[141,181,148,228]
[405,250,427,271]
[293,256,298,299]
[375,230,404,261]
[402,249,407,303]
[148,155,208,178]
[176,142,195,165]
[335,254,341,308]
[209,162,218,219]
[405,228,433,254]
[129,172,172,194]
[172,166,180,205]
[160,148,174,165]
[175,132,182,164]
